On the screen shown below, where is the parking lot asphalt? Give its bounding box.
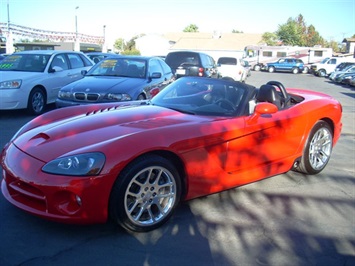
[0,71,354,266]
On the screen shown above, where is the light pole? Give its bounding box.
[102,25,106,52]
[74,6,79,51]
[6,0,14,53]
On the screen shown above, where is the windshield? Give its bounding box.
[320,57,330,64]
[165,52,199,68]
[87,57,147,78]
[151,77,249,116]
[0,54,50,72]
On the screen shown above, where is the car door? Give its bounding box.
[275,59,286,71]
[144,58,169,97]
[224,106,307,177]
[282,59,293,71]
[42,53,74,103]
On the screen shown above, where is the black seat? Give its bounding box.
[256,84,282,110]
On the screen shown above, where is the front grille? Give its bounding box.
[74,92,100,102]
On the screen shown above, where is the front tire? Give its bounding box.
[109,155,181,232]
[28,87,46,115]
[318,69,326,77]
[268,66,275,73]
[297,121,333,174]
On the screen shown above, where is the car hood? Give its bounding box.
[62,76,147,93]
[13,105,211,162]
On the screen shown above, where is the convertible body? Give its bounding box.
[1,77,342,232]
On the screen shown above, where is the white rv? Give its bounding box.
[243,45,333,73]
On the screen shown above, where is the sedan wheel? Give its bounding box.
[28,87,45,115]
[109,155,181,232]
[297,121,333,174]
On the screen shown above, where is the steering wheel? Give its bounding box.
[266,81,290,106]
[215,99,236,111]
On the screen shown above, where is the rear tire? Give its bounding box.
[253,65,261,71]
[292,68,299,74]
[297,121,333,174]
[109,155,181,232]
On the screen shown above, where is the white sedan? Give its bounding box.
[0,50,93,115]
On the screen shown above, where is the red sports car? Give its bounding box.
[1,77,342,232]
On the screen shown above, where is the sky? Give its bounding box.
[0,0,354,46]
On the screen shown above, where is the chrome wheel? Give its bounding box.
[308,127,332,170]
[125,166,177,226]
[296,121,333,174]
[110,155,181,232]
[28,88,45,115]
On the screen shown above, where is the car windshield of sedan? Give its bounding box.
[0,54,50,72]
[151,77,249,116]
[86,58,147,78]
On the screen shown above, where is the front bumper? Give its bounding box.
[1,143,112,224]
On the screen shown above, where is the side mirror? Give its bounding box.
[81,70,88,76]
[248,102,278,124]
[48,66,63,73]
[150,72,162,79]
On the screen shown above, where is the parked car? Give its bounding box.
[86,52,117,64]
[217,57,248,82]
[1,77,342,232]
[334,72,355,85]
[56,55,174,108]
[165,51,219,79]
[329,64,355,81]
[262,58,305,74]
[0,50,93,115]
[349,76,355,87]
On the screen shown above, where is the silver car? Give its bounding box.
[0,50,93,115]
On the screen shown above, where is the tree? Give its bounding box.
[114,38,126,52]
[276,17,304,46]
[232,29,244,33]
[183,24,199,32]
[276,14,327,48]
[261,32,279,46]
[305,25,324,47]
[114,35,142,55]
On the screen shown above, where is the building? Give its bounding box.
[136,32,263,60]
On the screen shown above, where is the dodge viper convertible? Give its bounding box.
[1,77,342,232]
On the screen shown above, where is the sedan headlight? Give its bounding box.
[105,93,132,101]
[42,152,105,176]
[58,91,72,99]
[0,79,22,89]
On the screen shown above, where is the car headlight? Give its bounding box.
[105,93,132,101]
[58,91,72,99]
[42,152,106,176]
[0,79,22,89]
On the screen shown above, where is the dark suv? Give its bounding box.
[263,58,305,74]
[165,51,219,78]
